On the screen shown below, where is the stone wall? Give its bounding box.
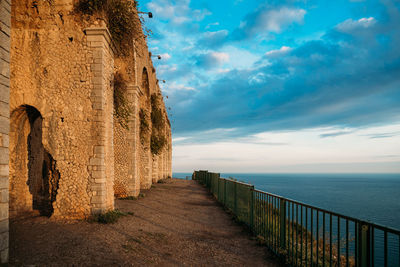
[0,0,10,263]
[113,35,173,194]
[2,0,172,261]
[10,1,101,218]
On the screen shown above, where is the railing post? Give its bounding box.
[234,181,238,215]
[224,179,226,206]
[250,187,254,232]
[358,223,371,267]
[280,199,286,249]
[217,173,220,200]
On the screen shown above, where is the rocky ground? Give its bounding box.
[8,179,283,266]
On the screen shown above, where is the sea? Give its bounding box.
[174,172,400,266]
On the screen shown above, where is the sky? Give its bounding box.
[138,0,400,173]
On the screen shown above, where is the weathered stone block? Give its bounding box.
[0,232,8,252]
[94,178,106,184]
[89,158,104,166]
[0,177,6,190]
[0,248,8,264]
[0,84,9,104]
[0,33,9,53]
[0,147,8,164]
[0,203,8,221]
[93,146,104,154]
[0,58,10,79]
[0,189,8,203]
[91,195,105,204]
[0,219,8,235]
[0,74,9,88]
[91,170,104,179]
[0,101,9,118]
[1,133,8,148]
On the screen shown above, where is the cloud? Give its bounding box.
[205,22,220,29]
[363,131,400,139]
[265,46,292,58]
[231,6,306,40]
[319,131,353,138]
[172,125,400,172]
[147,0,211,25]
[197,30,229,48]
[165,81,196,92]
[194,52,230,69]
[336,17,376,32]
[168,5,400,136]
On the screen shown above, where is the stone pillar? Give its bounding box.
[168,131,172,178]
[127,84,141,196]
[143,149,152,189]
[152,155,158,183]
[162,148,166,179]
[85,24,115,214]
[0,0,10,263]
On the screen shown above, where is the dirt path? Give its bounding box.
[9,179,283,266]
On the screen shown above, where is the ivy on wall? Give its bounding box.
[76,0,144,56]
[150,94,166,155]
[139,108,149,145]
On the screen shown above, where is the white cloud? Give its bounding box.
[210,52,230,64]
[217,68,231,73]
[172,124,400,173]
[166,82,196,92]
[202,30,229,39]
[173,137,189,142]
[205,22,220,29]
[336,17,376,32]
[147,0,210,25]
[265,46,292,58]
[221,46,260,70]
[243,7,306,34]
[195,51,230,69]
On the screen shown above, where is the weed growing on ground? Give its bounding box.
[91,209,133,224]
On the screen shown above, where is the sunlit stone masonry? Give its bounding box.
[0,0,172,263]
[0,0,11,263]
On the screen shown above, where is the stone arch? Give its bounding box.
[142,67,150,97]
[9,105,60,217]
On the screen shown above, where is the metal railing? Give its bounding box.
[193,170,400,267]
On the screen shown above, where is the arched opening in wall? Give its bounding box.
[142,67,150,97]
[9,105,60,217]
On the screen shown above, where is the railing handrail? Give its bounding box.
[252,188,400,235]
[220,177,254,188]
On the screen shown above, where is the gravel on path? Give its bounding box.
[9,179,283,266]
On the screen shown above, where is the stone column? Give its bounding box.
[126,84,141,196]
[169,131,172,178]
[152,155,158,183]
[85,24,115,214]
[0,0,10,263]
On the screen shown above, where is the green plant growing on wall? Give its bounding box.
[139,108,149,145]
[113,72,132,130]
[150,134,166,155]
[76,0,145,56]
[150,94,166,155]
